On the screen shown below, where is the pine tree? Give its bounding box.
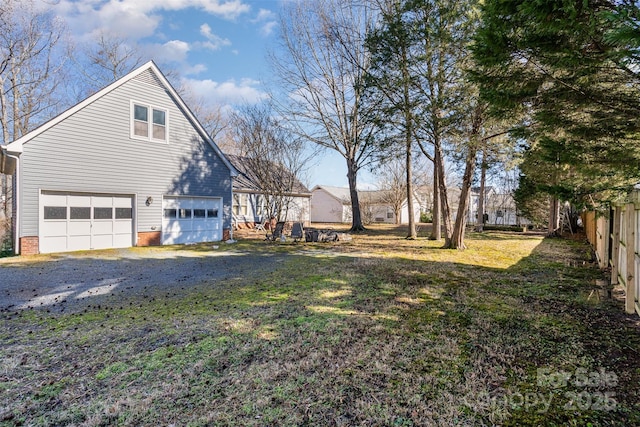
[472,0,640,206]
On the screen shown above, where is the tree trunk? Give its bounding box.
[401,39,416,240]
[435,144,452,246]
[475,150,486,232]
[449,144,478,249]
[405,133,416,239]
[429,151,441,240]
[347,158,365,232]
[449,105,483,249]
[548,196,560,236]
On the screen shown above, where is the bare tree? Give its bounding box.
[0,0,67,252]
[70,30,144,99]
[230,104,311,222]
[270,0,379,232]
[376,160,407,225]
[177,83,234,150]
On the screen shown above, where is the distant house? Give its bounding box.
[226,154,311,228]
[0,61,236,255]
[467,187,528,226]
[310,185,421,224]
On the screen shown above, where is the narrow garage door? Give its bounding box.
[40,192,134,253]
[162,196,222,244]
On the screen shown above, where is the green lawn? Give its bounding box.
[2,226,639,426]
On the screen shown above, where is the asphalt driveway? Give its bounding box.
[0,245,287,314]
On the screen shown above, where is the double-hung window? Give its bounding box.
[132,102,167,142]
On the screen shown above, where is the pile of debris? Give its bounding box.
[305,229,352,242]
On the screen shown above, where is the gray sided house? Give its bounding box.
[0,61,236,255]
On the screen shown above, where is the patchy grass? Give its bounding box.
[2,225,640,426]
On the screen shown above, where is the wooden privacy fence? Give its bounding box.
[583,195,640,316]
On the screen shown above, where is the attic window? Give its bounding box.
[131,101,167,142]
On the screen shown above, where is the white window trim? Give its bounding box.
[130,100,169,143]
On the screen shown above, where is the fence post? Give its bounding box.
[625,203,636,314]
[611,206,621,286]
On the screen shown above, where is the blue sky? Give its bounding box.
[49,0,362,189]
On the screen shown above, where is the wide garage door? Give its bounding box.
[162,196,222,244]
[40,192,134,253]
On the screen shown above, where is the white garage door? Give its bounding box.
[40,192,134,253]
[162,196,222,244]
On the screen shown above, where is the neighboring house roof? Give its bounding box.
[4,61,237,177]
[226,154,311,196]
[312,185,353,204]
[358,189,395,205]
[312,185,401,205]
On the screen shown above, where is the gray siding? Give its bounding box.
[19,70,232,237]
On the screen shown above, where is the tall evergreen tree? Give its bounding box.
[365,0,478,242]
[365,0,421,239]
[472,0,640,207]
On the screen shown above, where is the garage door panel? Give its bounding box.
[114,197,133,208]
[42,221,67,237]
[114,221,131,234]
[68,235,92,251]
[68,221,91,236]
[41,236,67,253]
[92,197,113,208]
[43,194,67,205]
[68,195,91,206]
[92,235,114,250]
[178,220,194,232]
[93,221,114,234]
[113,234,132,248]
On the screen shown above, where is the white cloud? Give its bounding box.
[251,8,277,37]
[182,77,268,106]
[55,0,161,41]
[199,0,251,20]
[184,63,208,75]
[145,40,191,63]
[259,21,278,37]
[53,0,251,41]
[253,9,276,22]
[199,23,232,50]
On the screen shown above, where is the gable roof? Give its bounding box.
[5,61,236,176]
[313,185,400,205]
[226,154,311,196]
[312,185,352,203]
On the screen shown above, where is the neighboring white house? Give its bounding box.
[0,61,237,255]
[467,186,528,226]
[310,185,421,224]
[227,155,311,228]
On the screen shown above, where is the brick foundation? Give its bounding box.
[137,231,161,246]
[20,236,39,255]
[223,228,231,241]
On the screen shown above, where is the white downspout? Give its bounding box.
[5,152,20,255]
